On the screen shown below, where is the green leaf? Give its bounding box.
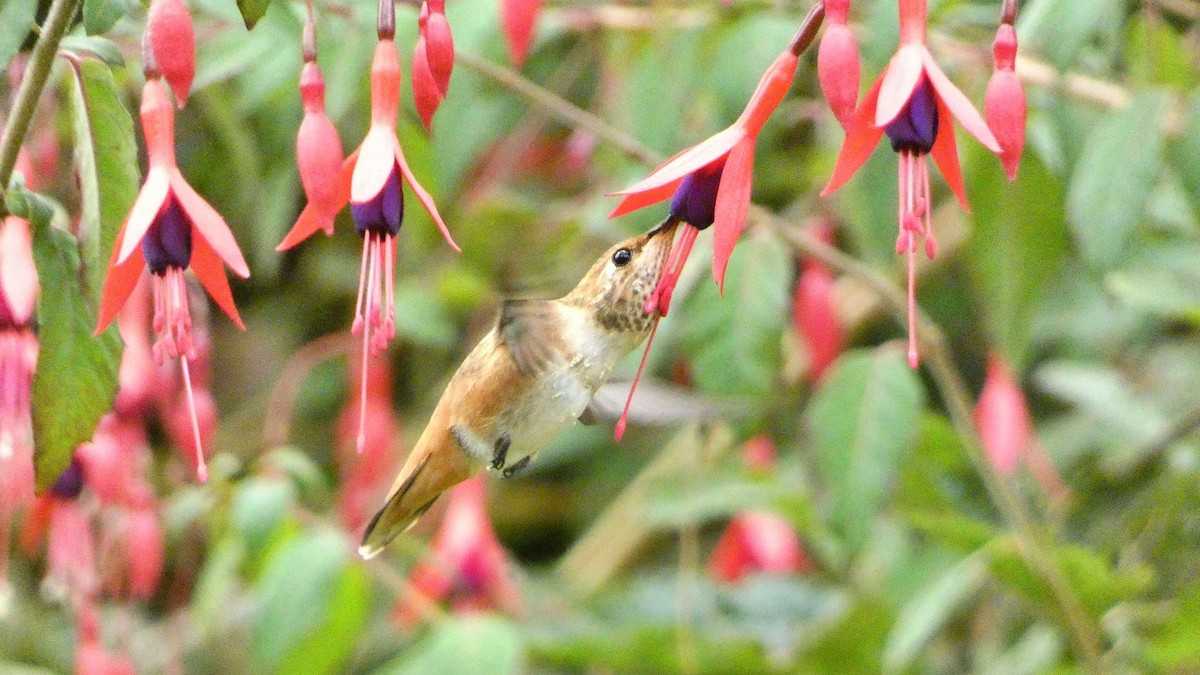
[807,348,925,552]
[236,0,272,30]
[1126,17,1197,89]
[82,0,134,35]
[681,235,790,397]
[20,188,122,489]
[883,556,987,673]
[68,57,140,306]
[253,528,355,671]
[0,0,35,73]
[1169,91,1200,217]
[278,564,371,675]
[1145,583,1200,670]
[378,615,523,675]
[59,35,124,66]
[231,476,295,552]
[967,150,1067,368]
[1066,92,1167,269]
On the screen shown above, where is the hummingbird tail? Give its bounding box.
[358,454,440,559]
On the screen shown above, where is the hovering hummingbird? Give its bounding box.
[359,219,680,559]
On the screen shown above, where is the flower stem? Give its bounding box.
[0,0,82,216]
[788,2,825,57]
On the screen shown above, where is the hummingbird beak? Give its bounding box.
[648,216,681,239]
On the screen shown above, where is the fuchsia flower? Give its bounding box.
[792,220,845,382]
[145,0,195,108]
[817,0,861,127]
[413,0,454,130]
[277,7,351,251]
[821,0,1000,369]
[500,0,541,68]
[95,77,250,482]
[393,475,520,626]
[609,7,824,440]
[984,3,1025,181]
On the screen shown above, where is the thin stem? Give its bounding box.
[1001,0,1018,26]
[788,2,825,56]
[303,0,318,62]
[0,0,82,216]
[377,0,395,40]
[260,332,356,449]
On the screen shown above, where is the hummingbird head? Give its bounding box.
[566,218,680,335]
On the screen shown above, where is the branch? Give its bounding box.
[0,0,82,215]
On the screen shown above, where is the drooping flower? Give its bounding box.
[336,344,399,534]
[277,5,350,251]
[792,220,845,382]
[611,5,825,301]
[984,3,1025,182]
[412,0,454,130]
[393,475,520,626]
[817,0,861,126]
[95,77,250,482]
[37,459,98,605]
[145,0,196,108]
[499,0,541,68]
[822,0,1000,369]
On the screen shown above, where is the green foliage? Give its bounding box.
[0,0,35,72]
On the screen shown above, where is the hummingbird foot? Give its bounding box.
[502,456,530,478]
[490,433,511,470]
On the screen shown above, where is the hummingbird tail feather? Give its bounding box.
[358,453,439,559]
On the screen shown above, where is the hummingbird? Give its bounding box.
[359,218,680,559]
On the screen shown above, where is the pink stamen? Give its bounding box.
[179,349,207,482]
[615,317,660,441]
[644,225,699,316]
[352,235,371,335]
[384,235,396,340]
[357,235,378,455]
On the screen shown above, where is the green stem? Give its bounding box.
[0,0,82,216]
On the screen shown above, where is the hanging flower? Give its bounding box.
[95,78,250,482]
[817,0,861,127]
[792,220,845,382]
[821,0,999,369]
[393,475,520,627]
[145,0,196,107]
[984,6,1025,182]
[335,344,399,534]
[413,0,454,130]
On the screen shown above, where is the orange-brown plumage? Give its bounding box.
[360,221,677,558]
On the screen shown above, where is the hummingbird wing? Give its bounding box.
[584,379,744,426]
[498,299,563,377]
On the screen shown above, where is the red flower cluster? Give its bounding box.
[413,0,454,129]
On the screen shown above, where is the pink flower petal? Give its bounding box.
[277,203,335,252]
[95,236,145,335]
[822,78,885,196]
[875,44,924,128]
[115,168,171,266]
[712,136,755,292]
[922,50,1001,153]
[930,98,970,212]
[607,179,682,218]
[394,138,460,252]
[613,127,743,196]
[0,216,38,324]
[170,172,249,278]
[190,234,244,329]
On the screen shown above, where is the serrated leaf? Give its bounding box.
[1066,93,1167,269]
[236,0,272,30]
[68,58,139,305]
[19,187,122,489]
[883,556,987,673]
[967,150,1067,368]
[681,235,790,397]
[0,0,35,73]
[807,348,924,552]
[82,0,133,35]
[59,35,124,66]
[379,615,523,675]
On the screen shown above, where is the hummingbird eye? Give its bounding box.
[612,248,633,267]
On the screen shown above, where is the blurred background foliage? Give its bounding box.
[4,0,1200,672]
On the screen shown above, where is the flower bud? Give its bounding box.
[709,511,810,584]
[297,62,345,227]
[985,25,1025,182]
[974,354,1030,477]
[817,23,861,128]
[500,0,541,68]
[146,0,196,108]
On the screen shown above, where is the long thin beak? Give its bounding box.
[648,216,681,239]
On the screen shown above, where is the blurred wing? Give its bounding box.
[586,379,743,426]
[498,299,562,377]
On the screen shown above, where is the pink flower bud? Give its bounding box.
[124,504,164,600]
[817,23,861,128]
[146,0,196,108]
[297,62,345,228]
[412,33,444,131]
[423,3,454,94]
[974,354,1031,477]
[741,435,777,473]
[792,261,844,383]
[985,25,1025,182]
[709,511,810,584]
[500,0,541,68]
